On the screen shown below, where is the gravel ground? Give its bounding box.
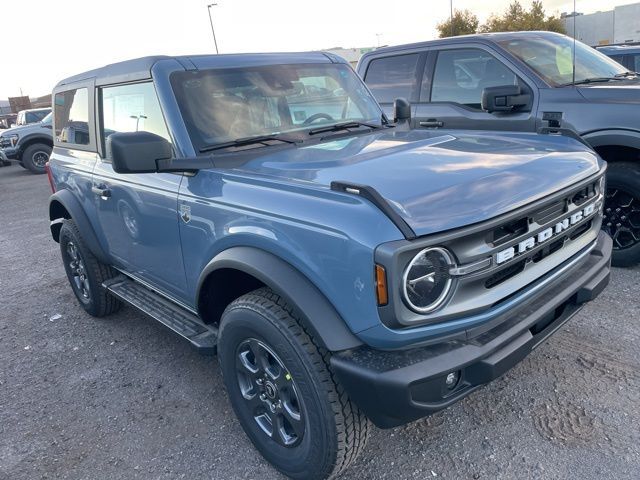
[1,163,639,480]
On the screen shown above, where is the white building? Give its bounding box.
[563,2,640,46]
[323,47,377,67]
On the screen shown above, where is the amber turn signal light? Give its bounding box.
[375,264,388,306]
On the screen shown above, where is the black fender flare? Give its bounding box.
[582,129,640,151]
[17,133,53,156]
[197,247,363,352]
[49,190,110,264]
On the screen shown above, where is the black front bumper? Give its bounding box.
[331,232,612,428]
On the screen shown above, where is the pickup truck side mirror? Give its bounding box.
[107,131,172,174]
[481,85,531,113]
[393,97,411,123]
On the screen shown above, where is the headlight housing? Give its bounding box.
[6,133,19,147]
[402,247,455,314]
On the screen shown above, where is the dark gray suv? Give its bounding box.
[358,31,640,267]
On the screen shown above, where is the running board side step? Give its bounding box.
[103,276,217,354]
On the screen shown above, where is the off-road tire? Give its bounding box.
[22,143,51,174]
[604,162,640,267]
[218,287,369,480]
[59,219,122,316]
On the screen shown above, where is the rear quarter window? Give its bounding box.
[54,88,91,146]
[364,54,420,104]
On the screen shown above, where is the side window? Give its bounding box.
[54,88,90,145]
[100,82,170,148]
[609,55,625,66]
[633,55,640,72]
[431,49,517,109]
[364,54,420,104]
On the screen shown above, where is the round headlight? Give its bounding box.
[402,247,455,314]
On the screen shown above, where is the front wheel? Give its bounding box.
[22,143,51,174]
[603,162,640,267]
[218,288,369,480]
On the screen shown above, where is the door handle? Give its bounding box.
[419,119,444,128]
[92,184,111,199]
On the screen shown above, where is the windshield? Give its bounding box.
[170,63,383,150]
[497,34,629,86]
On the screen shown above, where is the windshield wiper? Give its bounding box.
[307,121,383,136]
[614,71,639,78]
[560,76,625,86]
[199,134,298,153]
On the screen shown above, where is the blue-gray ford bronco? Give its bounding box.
[47,52,612,480]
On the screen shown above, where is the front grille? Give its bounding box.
[376,172,605,329]
[485,258,526,288]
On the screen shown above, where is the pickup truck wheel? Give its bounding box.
[59,219,122,317]
[603,162,640,267]
[22,143,51,174]
[218,288,369,480]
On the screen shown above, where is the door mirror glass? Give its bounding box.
[481,85,531,113]
[107,131,172,174]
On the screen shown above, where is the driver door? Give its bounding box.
[91,81,189,301]
[414,47,538,132]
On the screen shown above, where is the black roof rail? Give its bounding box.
[330,181,416,239]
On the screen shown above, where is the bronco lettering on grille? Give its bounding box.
[495,203,596,265]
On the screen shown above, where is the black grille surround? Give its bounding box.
[375,170,606,329]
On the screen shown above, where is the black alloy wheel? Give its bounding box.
[235,338,305,447]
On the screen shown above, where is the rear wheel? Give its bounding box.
[603,162,640,267]
[22,143,51,174]
[59,219,121,316]
[218,288,369,480]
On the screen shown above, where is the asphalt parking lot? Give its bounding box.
[1,163,639,480]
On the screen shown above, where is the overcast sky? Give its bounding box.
[1,0,631,98]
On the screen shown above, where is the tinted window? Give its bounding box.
[634,55,640,72]
[54,88,90,145]
[608,55,625,66]
[431,49,517,108]
[29,110,49,122]
[100,82,170,147]
[364,54,420,103]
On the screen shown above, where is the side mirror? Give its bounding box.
[107,131,172,174]
[481,85,531,113]
[393,97,411,123]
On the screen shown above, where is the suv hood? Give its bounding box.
[231,129,601,237]
[0,122,44,137]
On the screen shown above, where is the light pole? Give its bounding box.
[376,33,382,47]
[450,0,453,37]
[130,115,147,131]
[207,3,220,54]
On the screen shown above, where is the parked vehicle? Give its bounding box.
[0,112,53,173]
[48,53,611,480]
[14,107,51,126]
[358,30,640,266]
[0,114,17,130]
[597,44,640,72]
